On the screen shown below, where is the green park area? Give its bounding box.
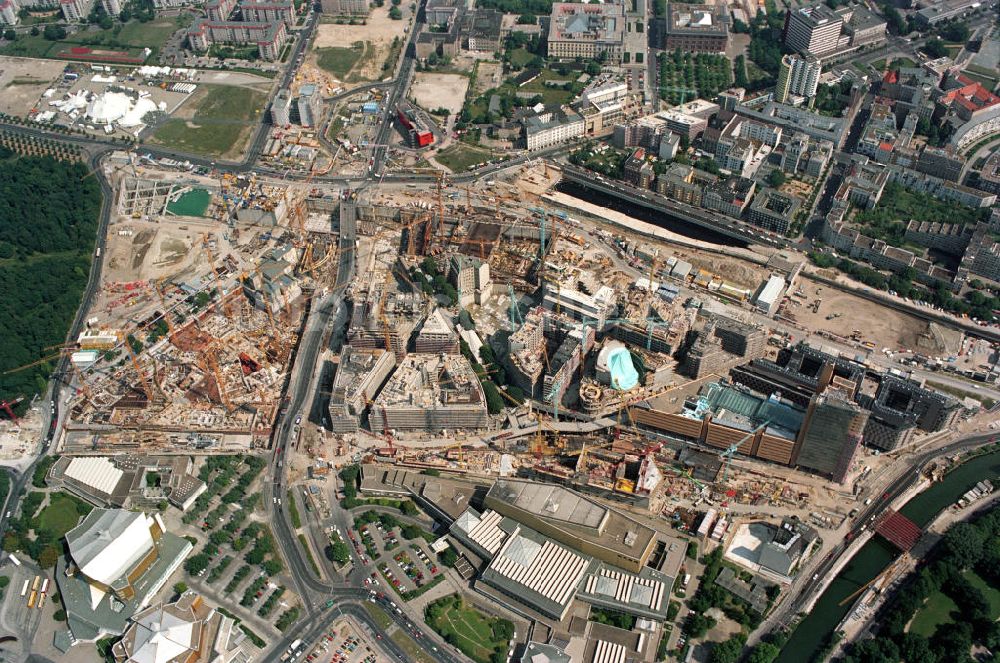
[434,143,492,173]
[910,569,1000,637]
[425,594,513,663]
[316,43,366,79]
[0,17,185,61]
[37,492,93,539]
[150,85,267,157]
[167,189,212,217]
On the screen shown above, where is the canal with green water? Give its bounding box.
[776,446,1000,662]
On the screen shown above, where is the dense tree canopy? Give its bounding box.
[0,154,101,407]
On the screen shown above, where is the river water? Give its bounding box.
[555,181,748,248]
[777,447,1000,662]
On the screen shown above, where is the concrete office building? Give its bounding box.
[328,346,396,433]
[775,54,822,104]
[793,392,868,482]
[524,106,585,150]
[367,353,488,432]
[484,479,658,573]
[542,279,617,328]
[414,308,460,354]
[449,254,492,307]
[664,3,730,53]
[683,311,767,379]
[546,2,625,62]
[782,4,844,57]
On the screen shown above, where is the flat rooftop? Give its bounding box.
[487,478,657,561]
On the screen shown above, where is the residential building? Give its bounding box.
[206,0,237,20]
[655,162,708,205]
[112,592,251,663]
[320,0,367,15]
[546,2,625,62]
[775,54,822,104]
[271,88,292,126]
[187,19,288,61]
[296,83,322,127]
[240,0,296,25]
[975,152,1000,195]
[664,2,729,53]
[100,0,120,16]
[55,509,192,649]
[702,176,755,218]
[60,0,95,22]
[465,8,502,52]
[524,105,584,150]
[622,147,654,188]
[746,188,801,235]
[915,145,963,183]
[0,0,18,25]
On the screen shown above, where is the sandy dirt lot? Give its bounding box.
[409,72,469,114]
[473,61,503,95]
[0,56,66,115]
[313,5,411,81]
[788,277,955,354]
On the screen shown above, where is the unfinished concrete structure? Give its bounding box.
[328,346,396,433]
[367,353,488,432]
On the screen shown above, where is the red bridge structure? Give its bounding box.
[874,509,923,551]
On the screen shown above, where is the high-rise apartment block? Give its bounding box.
[775,54,822,104]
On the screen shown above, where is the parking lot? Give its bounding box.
[351,515,444,599]
[299,615,387,663]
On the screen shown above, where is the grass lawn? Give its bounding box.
[426,595,510,663]
[316,43,365,79]
[36,492,92,539]
[507,47,536,68]
[964,570,1000,618]
[519,68,576,105]
[150,85,266,157]
[0,18,182,60]
[0,35,59,58]
[435,143,492,173]
[909,590,958,637]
